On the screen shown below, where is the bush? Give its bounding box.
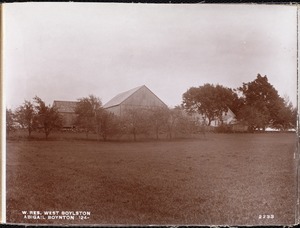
[215,124,233,133]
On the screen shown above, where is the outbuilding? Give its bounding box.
[103,85,167,116]
[53,100,78,129]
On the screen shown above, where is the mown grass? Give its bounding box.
[6,132,297,226]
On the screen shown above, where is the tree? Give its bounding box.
[148,107,169,140]
[272,96,297,130]
[34,96,63,139]
[75,95,104,139]
[166,106,202,139]
[121,108,151,141]
[182,84,235,126]
[165,107,183,139]
[230,89,244,120]
[238,105,269,132]
[6,108,15,137]
[15,100,38,137]
[98,110,120,141]
[238,74,289,131]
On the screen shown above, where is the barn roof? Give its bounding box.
[53,100,78,113]
[103,85,145,108]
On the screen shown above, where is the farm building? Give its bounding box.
[103,85,168,116]
[53,100,78,129]
[53,85,237,129]
[210,108,236,126]
[184,108,237,127]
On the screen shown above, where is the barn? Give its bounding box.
[103,85,167,116]
[53,100,78,129]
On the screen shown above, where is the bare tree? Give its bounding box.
[148,107,169,140]
[121,108,151,141]
[165,107,182,140]
[98,110,120,141]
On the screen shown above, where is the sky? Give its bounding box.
[3,3,298,109]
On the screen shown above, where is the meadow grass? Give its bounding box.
[6,132,297,225]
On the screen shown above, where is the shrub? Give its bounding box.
[214,124,233,133]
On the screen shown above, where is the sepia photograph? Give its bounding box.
[2,3,299,226]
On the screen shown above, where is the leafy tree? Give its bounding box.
[15,100,38,137]
[6,108,16,137]
[272,96,297,130]
[238,74,291,131]
[34,96,63,139]
[238,105,269,132]
[75,95,104,139]
[230,90,244,120]
[182,84,235,126]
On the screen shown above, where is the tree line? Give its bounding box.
[74,95,202,141]
[6,95,202,141]
[182,74,297,132]
[6,96,62,139]
[6,74,297,140]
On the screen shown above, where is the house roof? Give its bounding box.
[53,100,78,113]
[103,85,145,108]
[226,108,236,118]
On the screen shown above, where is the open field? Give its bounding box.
[6,133,297,225]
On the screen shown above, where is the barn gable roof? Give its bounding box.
[53,100,78,113]
[104,85,166,108]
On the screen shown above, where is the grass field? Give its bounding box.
[6,132,297,225]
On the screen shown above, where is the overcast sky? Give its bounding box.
[3,3,298,109]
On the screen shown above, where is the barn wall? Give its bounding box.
[122,86,166,108]
[105,106,121,116]
[60,113,78,128]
